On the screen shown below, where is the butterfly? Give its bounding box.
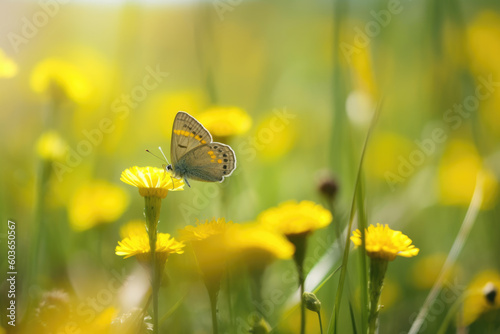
[165,111,237,187]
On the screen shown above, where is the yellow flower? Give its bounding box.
[351,224,419,261]
[365,132,414,180]
[410,253,462,290]
[258,200,332,236]
[0,49,17,78]
[197,106,252,139]
[119,220,147,239]
[69,180,129,231]
[30,58,93,103]
[255,113,297,162]
[179,218,233,241]
[463,270,500,326]
[36,131,67,161]
[438,140,498,209]
[179,218,234,288]
[115,232,184,264]
[466,11,500,77]
[226,224,294,268]
[120,166,184,198]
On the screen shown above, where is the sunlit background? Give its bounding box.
[1,0,500,333]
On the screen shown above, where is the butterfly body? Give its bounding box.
[168,111,237,187]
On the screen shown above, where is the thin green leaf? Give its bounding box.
[407,172,484,334]
[348,301,358,334]
[327,101,382,334]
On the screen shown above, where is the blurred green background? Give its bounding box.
[1,0,500,333]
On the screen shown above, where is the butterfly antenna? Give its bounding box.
[146,149,165,162]
[158,146,170,165]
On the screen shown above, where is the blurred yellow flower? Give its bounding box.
[141,90,208,140]
[120,166,184,198]
[0,49,17,78]
[258,200,332,236]
[410,253,462,290]
[351,224,419,261]
[379,278,400,311]
[179,217,233,241]
[463,270,500,326]
[116,232,184,264]
[466,12,500,135]
[119,219,147,239]
[30,58,92,103]
[226,224,294,268]
[349,42,377,98]
[69,180,129,231]
[365,132,414,180]
[197,106,252,139]
[438,140,498,209]
[36,131,67,161]
[466,11,500,77]
[255,113,297,162]
[179,218,234,287]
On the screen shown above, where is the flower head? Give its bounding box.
[119,220,147,239]
[69,180,129,231]
[0,49,17,78]
[179,218,234,288]
[36,131,68,161]
[226,224,294,269]
[120,166,184,198]
[30,58,93,103]
[197,106,252,139]
[116,232,184,264]
[438,140,498,209]
[351,224,419,261]
[258,200,332,236]
[463,270,500,326]
[179,218,234,242]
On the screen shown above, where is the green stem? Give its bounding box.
[318,311,324,334]
[367,258,388,334]
[299,269,306,334]
[208,286,220,334]
[144,196,162,334]
[289,234,308,334]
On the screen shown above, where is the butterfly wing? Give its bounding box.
[176,142,237,182]
[170,111,212,165]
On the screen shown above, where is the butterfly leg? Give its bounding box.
[184,177,191,188]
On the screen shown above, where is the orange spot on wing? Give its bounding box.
[208,151,214,155]
[217,159,222,163]
[211,155,216,159]
[201,140,207,144]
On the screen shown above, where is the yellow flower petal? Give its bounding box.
[179,218,233,242]
[258,200,332,236]
[120,166,184,198]
[351,224,419,261]
[226,223,295,267]
[116,232,184,262]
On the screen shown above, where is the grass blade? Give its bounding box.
[327,101,382,334]
[407,172,484,334]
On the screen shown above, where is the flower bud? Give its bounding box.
[303,291,321,313]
